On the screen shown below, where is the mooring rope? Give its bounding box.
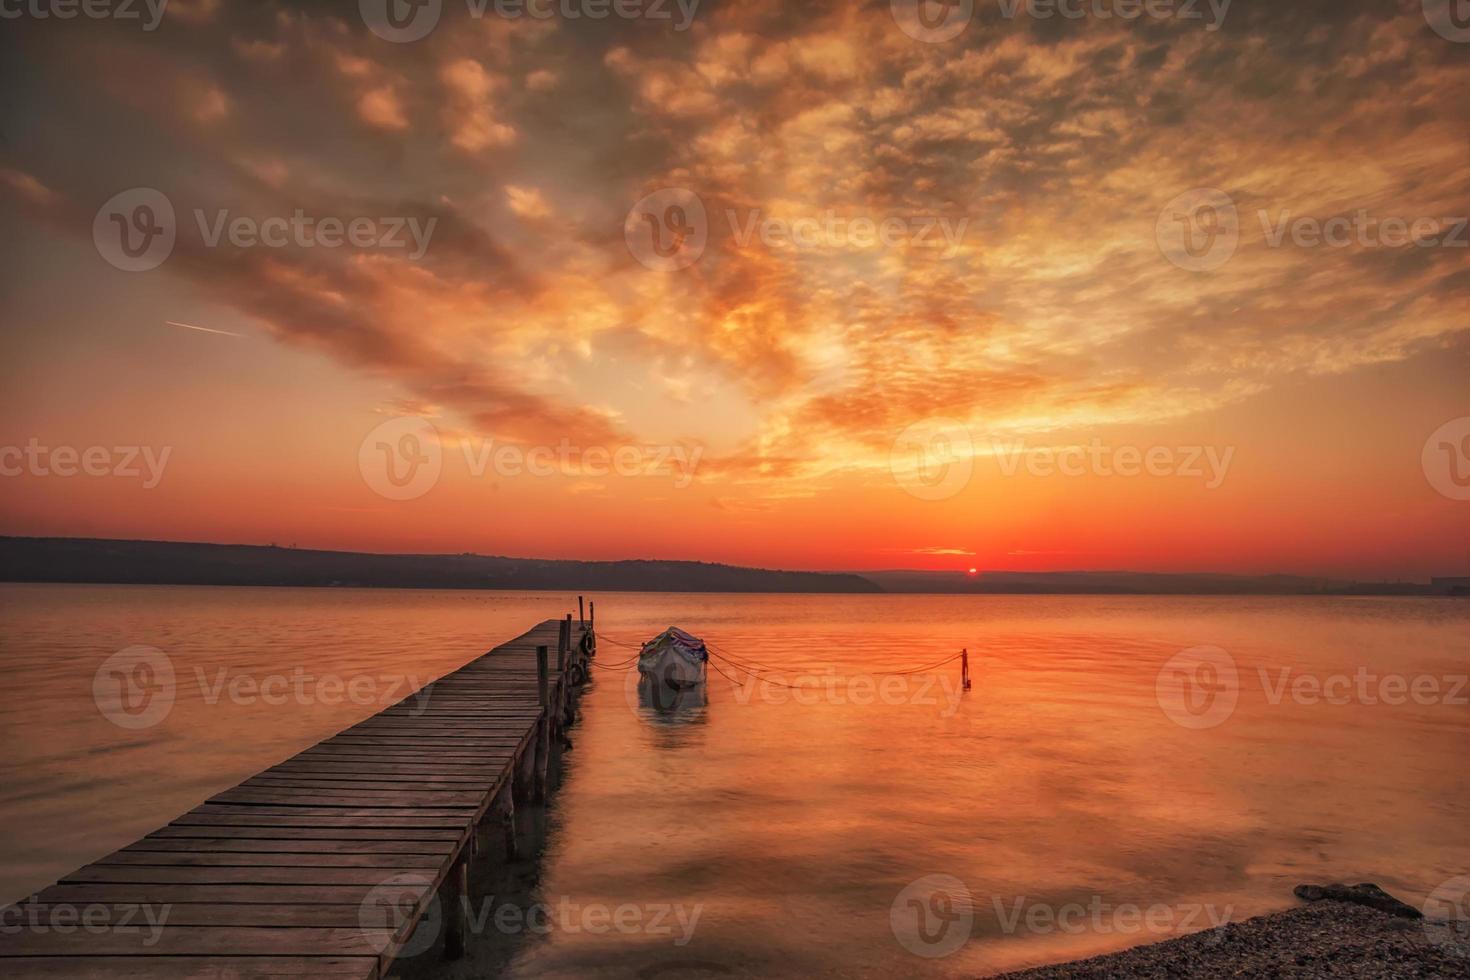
[588,634,971,687]
[706,647,967,687]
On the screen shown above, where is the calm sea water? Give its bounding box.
[1,585,1467,976]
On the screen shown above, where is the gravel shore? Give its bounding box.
[993,899,1469,979]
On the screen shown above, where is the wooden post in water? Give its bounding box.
[499,784,518,860]
[534,644,550,803]
[961,648,972,691]
[589,600,595,632]
[557,621,567,678]
[579,595,585,629]
[444,853,469,959]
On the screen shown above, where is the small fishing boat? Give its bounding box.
[638,627,709,690]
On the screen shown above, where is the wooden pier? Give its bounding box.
[0,610,596,979]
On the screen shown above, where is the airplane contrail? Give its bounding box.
[165,320,244,337]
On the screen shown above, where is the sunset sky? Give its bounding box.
[1,0,1467,579]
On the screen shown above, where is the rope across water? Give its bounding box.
[587,633,968,687]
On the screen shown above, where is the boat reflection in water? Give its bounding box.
[635,671,708,721]
[627,627,710,725]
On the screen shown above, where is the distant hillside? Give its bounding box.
[863,569,1436,596]
[0,538,1450,596]
[0,537,881,594]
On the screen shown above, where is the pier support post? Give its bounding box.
[589,600,595,633]
[579,595,585,629]
[557,619,568,684]
[534,644,550,804]
[502,796,518,860]
[444,853,469,960]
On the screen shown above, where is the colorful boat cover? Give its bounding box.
[638,627,709,669]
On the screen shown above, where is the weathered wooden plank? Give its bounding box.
[33,883,403,905]
[98,851,444,869]
[166,819,469,831]
[61,865,423,886]
[0,927,392,958]
[243,778,493,792]
[9,904,395,929]
[121,839,454,855]
[152,826,464,841]
[0,957,376,979]
[207,789,481,808]
[187,806,474,819]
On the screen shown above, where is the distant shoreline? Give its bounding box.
[0,536,1463,597]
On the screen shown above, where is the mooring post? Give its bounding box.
[589,600,595,632]
[962,648,972,691]
[556,619,569,721]
[579,595,585,629]
[444,852,469,960]
[534,644,550,803]
[496,783,518,860]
